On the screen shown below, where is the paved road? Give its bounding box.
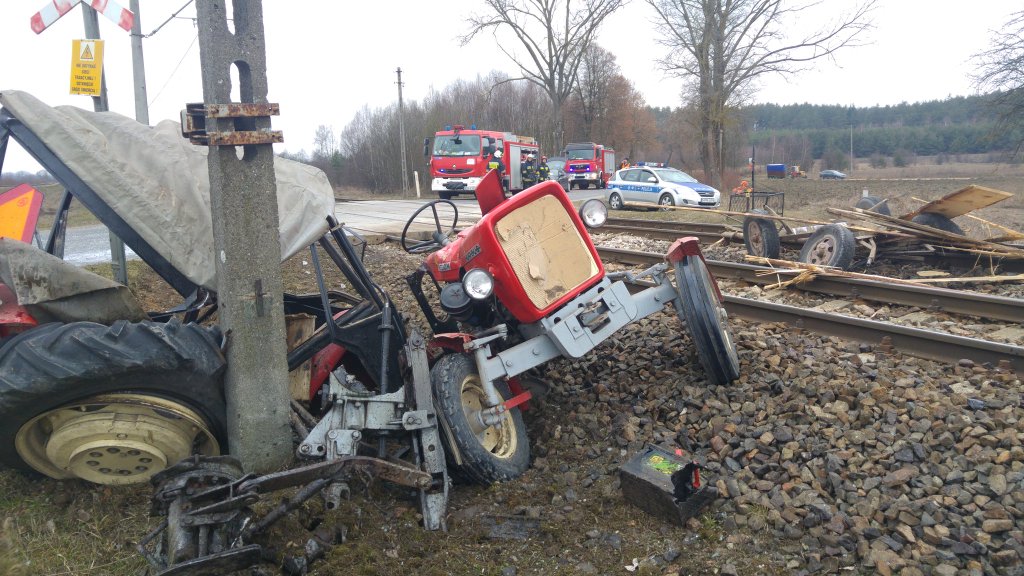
[60,189,607,266]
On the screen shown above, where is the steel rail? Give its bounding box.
[597,246,1024,323]
[599,216,1024,272]
[722,295,1024,373]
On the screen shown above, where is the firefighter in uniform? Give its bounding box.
[521,153,538,190]
[538,155,550,181]
[488,149,506,191]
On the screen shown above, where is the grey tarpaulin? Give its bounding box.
[0,90,335,292]
[0,238,147,324]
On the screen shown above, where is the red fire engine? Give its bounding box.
[426,125,539,199]
[563,142,616,190]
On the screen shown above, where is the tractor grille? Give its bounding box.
[494,195,599,309]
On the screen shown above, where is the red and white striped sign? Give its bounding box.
[30,0,134,35]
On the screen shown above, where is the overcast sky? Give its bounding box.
[1,0,1018,173]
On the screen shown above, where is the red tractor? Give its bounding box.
[402,170,739,484]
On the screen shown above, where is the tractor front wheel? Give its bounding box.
[0,320,227,485]
[673,255,740,386]
[431,353,529,485]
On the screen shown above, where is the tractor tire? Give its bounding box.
[855,195,891,216]
[912,212,964,236]
[608,192,625,211]
[672,255,740,386]
[431,353,529,485]
[799,224,856,270]
[0,319,227,485]
[743,210,781,259]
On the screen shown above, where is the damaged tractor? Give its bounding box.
[403,169,740,485]
[0,88,739,574]
[0,91,449,574]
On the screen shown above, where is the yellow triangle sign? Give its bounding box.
[0,184,44,243]
[80,42,94,60]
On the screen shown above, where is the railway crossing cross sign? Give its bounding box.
[30,0,134,35]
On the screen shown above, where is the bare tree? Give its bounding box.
[574,44,619,139]
[645,0,875,188]
[462,0,626,152]
[973,10,1024,157]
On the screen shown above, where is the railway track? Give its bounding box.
[601,216,1024,272]
[598,246,1024,324]
[597,245,1024,372]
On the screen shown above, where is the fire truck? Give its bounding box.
[426,125,539,199]
[563,142,615,190]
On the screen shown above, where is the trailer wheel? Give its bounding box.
[0,320,227,486]
[608,192,625,210]
[673,255,740,386]
[743,210,780,258]
[431,353,529,485]
[799,224,856,269]
[854,195,891,216]
[911,212,964,236]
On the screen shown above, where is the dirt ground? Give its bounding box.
[1,163,1023,575]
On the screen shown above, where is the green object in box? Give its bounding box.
[618,445,718,526]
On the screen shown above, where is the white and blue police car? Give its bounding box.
[606,166,721,210]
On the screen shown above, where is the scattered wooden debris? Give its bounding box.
[745,256,1024,286]
[899,185,1013,220]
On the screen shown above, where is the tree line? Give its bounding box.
[290,79,1019,193]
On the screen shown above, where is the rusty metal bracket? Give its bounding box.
[180,102,283,146]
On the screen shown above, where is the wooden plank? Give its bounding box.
[286,314,317,402]
[899,185,1013,220]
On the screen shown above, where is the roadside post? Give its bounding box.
[190,0,292,473]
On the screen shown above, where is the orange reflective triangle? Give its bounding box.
[0,184,45,243]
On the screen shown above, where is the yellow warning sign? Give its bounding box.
[70,39,104,96]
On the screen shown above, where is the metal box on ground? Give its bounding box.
[619,445,718,526]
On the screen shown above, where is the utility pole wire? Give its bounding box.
[143,0,195,38]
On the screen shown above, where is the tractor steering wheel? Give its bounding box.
[400,200,460,254]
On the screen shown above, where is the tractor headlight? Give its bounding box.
[462,268,494,300]
[578,198,607,228]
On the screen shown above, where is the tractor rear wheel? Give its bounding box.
[0,319,227,485]
[431,353,529,485]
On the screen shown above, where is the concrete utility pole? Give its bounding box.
[396,67,409,195]
[128,0,148,125]
[81,6,128,285]
[193,0,292,473]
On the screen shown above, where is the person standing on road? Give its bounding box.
[538,155,550,181]
[488,149,506,191]
[620,157,630,170]
[521,153,538,190]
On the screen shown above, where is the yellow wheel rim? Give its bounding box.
[459,375,518,459]
[15,394,220,485]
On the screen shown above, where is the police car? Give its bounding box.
[606,166,721,210]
